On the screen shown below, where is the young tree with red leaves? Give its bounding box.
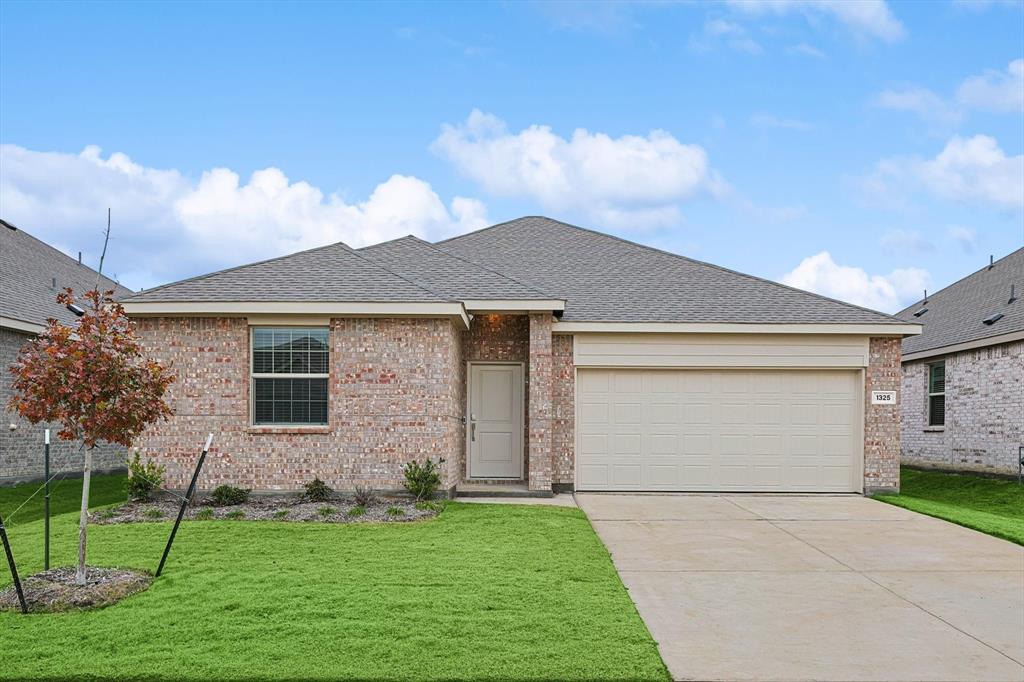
[8,288,174,585]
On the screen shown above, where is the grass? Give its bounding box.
[874,467,1024,545]
[0,502,667,681]
[0,473,127,528]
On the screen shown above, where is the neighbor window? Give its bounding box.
[251,327,329,425]
[927,361,945,427]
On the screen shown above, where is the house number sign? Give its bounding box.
[871,390,896,404]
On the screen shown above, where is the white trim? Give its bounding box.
[902,329,1024,362]
[0,316,46,334]
[246,314,332,326]
[123,300,471,329]
[461,299,565,313]
[465,361,526,480]
[552,321,922,336]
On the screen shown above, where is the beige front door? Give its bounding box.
[468,363,524,479]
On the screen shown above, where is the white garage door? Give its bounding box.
[576,369,861,492]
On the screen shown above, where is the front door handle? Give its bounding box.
[470,421,477,442]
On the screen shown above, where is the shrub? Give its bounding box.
[194,507,214,521]
[402,458,444,501]
[353,485,374,507]
[273,509,289,520]
[346,506,366,518]
[225,510,245,520]
[125,451,166,502]
[303,477,333,502]
[317,506,336,518]
[415,500,444,513]
[386,506,405,517]
[211,485,250,506]
[143,507,164,520]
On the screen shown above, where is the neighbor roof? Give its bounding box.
[0,219,134,330]
[358,236,556,301]
[123,241,451,303]
[896,248,1023,357]
[437,217,906,325]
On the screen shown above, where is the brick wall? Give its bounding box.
[552,334,575,488]
[864,336,902,493]
[1,327,126,485]
[133,317,463,493]
[902,340,1023,475]
[527,313,553,491]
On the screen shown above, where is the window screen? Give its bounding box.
[928,362,945,427]
[252,328,328,425]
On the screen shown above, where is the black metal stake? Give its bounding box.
[44,429,50,571]
[0,510,28,614]
[156,434,213,577]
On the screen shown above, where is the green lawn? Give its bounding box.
[0,492,668,681]
[874,467,1024,545]
[0,473,128,528]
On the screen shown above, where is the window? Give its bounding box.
[928,361,945,427]
[251,327,329,425]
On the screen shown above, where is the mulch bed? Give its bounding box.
[93,496,442,525]
[0,566,152,613]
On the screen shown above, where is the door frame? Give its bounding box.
[465,361,526,480]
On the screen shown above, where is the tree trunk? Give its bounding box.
[76,446,93,586]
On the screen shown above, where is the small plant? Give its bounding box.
[194,507,214,520]
[303,477,333,502]
[317,506,336,518]
[386,506,405,517]
[415,500,444,513]
[346,505,366,518]
[211,485,250,506]
[402,458,444,501]
[143,507,164,520]
[125,451,167,502]
[273,509,289,520]
[225,509,245,520]
[97,507,119,521]
[353,485,375,507]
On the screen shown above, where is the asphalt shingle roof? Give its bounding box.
[123,241,450,303]
[436,217,906,325]
[358,236,555,301]
[0,220,134,329]
[896,248,1023,355]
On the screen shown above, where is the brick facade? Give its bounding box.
[863,336,902,493]
[133,317,463,493]
[902,340,1023,475]
[552,334,575,488]
[527,313,553,491]
[1,327,126,485]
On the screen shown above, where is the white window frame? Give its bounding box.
[250,326,330,427]
[927,361,945,427]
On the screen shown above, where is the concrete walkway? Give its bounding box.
[576,494,1024,682]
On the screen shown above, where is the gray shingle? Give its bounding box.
[437,216,906,325]
[358,236,555,301]
[0,220,134,328]
[123,240,450,303]
[896,248,1023,355]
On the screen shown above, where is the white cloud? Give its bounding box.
[946,225,978,252]
[725,0,905,42]
[691,19,763,54]
[865,135,1024,210]
[956,59,1024,113]
[781,251,930,313]
[873,87,963,126]
[431,109,725,229]
[879,229,933,253]
[0,144,488,290]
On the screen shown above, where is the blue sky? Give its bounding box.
[1,0,1021,312]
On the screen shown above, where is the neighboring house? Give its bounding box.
[1,219,134,484]
[897,249,1023,476]
[121,216,920,496]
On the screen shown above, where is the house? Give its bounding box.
[0,219,133,484]
[897,248,1023,476]
[120,216,921,496]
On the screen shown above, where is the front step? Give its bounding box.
[456,483,553,499]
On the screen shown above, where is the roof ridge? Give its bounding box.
[412,236,560,299]
[1,218,131,294]
[339,240,456,302]
[896,247,1023,315]
[452,216,907,324]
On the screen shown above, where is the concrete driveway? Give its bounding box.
[576,494,1024,682]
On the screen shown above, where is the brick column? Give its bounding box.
[528,313,553,493]
[864,336,901,494]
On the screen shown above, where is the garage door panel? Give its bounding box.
[577,369,860,492]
